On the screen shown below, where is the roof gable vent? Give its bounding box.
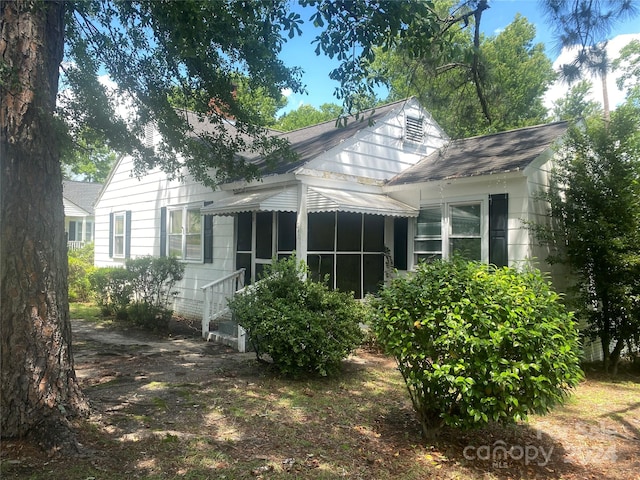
[405,115,424,143]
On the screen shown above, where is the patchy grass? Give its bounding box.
[69,302,105,323]
[1,319,639,480]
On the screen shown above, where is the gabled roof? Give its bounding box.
[255,98,421,176]
[387,121,568,186]
[62,180,103,215]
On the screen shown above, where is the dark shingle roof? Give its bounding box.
[62,180,103,214]
[387,121,568,186]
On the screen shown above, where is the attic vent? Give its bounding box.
[144,123,155,149]
[405,116,424,143]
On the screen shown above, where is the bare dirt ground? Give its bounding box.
[1,317,639,479]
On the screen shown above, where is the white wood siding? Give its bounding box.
[386,174,529,270]
[94,155,236,319]
[302,100,447,182]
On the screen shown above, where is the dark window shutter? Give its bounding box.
[393,217,408,270]
[160,207,167,257]
[69,222,76,242]
[203,202,213,264]
[489,194,508,267]
[125,210,132,259]
[108,212,114,257]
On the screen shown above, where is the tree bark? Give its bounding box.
[1,0,88,453]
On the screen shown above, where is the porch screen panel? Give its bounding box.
[337,255,361,298]
[236,212,252,251]
[236,212,252,285]
[277,211,296,252]
[256,212,272,259]
[363,215,384,252]
[393,217,408,270]
[236,253,251,286]
[308,212,335,251]
[307,254,333,286]
[337,212,361,251]
[363,254,384,295]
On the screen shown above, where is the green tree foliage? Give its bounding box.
[377,11,555,137]
[273,103,343,131]
[613,38,640,93]
[541,0,639,118]
[370,258,583,439]
[552,80,603,122]
[62,136,116,182]
[1,0,448,448]
[533,104,640,374]
[228,256,364,377]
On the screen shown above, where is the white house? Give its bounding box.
[93,98,571,351]
[63,180,102,250]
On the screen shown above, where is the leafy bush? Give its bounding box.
[68,256,94,302]
[89,267,133,318]
[125,256,184,332]
[89,256,184,330]
[67,242,95,302]
[228,255,364,377]
[125,256,184,307]
[369,258,583,439]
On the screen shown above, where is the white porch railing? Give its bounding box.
[67,241,85,250]
[201,268,246,349]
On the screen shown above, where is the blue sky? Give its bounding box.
[278,0,640,114]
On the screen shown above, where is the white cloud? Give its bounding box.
[544,33,640,112]
[281,87,293,97]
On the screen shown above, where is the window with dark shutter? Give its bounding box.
[203,202,213,263]
[489,194,508,267]
[160,207,167,257]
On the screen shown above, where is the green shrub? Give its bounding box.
[126,302,173,332]
[89,267,133,318]
[67,242,95,302]
[369,257,583,439]
[68,256,94,302]
[125,256,184,307]
[124,256,184,331]
[89,257,184,330]
[228,255,364,377]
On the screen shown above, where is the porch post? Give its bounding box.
[296,183,308,266]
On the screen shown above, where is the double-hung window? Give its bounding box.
[168,206,202,261]
[414,201,483,263]
[112,212,126,258]
[449,204,482,260]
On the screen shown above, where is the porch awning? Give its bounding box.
[200,188,298,216]
[201,186,418,217]
[307,187,418,217]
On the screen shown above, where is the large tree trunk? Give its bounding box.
[1,0,88,453]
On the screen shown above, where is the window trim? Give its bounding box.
[413,197,488,265]
[166,204,203,262]
[112,211,127,258]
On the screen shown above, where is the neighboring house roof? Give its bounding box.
[62,180,103,216]
[387,121,568,186]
